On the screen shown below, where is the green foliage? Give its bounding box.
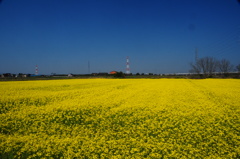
[114,72,125,78]
[236,64,240,73]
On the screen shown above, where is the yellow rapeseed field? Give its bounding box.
[0,79,239,158]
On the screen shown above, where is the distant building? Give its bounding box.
[18,73,28,78]
[110,71,117,75]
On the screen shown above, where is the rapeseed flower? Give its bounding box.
[0,79,239,158]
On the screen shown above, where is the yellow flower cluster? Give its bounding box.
[0,79,239,158]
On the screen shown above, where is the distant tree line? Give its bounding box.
[189,56,240,77]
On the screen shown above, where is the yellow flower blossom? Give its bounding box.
[0,79,239,158]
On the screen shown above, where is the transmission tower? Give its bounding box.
[35,65,38,75]
[126,56,130,74]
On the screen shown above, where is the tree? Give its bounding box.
[218,59,233,74]
[189,62,201,74]
[200,57,218,76]
[189,56,218,76]
[236,64,240,73]
[114,71,125,78]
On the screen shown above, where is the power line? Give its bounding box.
[200,25,240,58]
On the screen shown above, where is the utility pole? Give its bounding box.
[88,61,90,74]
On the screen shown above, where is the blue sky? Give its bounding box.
[0,0,240,74]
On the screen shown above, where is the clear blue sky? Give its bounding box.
[0,0,240,74]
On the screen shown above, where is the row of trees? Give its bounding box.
[189,56,240,76]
